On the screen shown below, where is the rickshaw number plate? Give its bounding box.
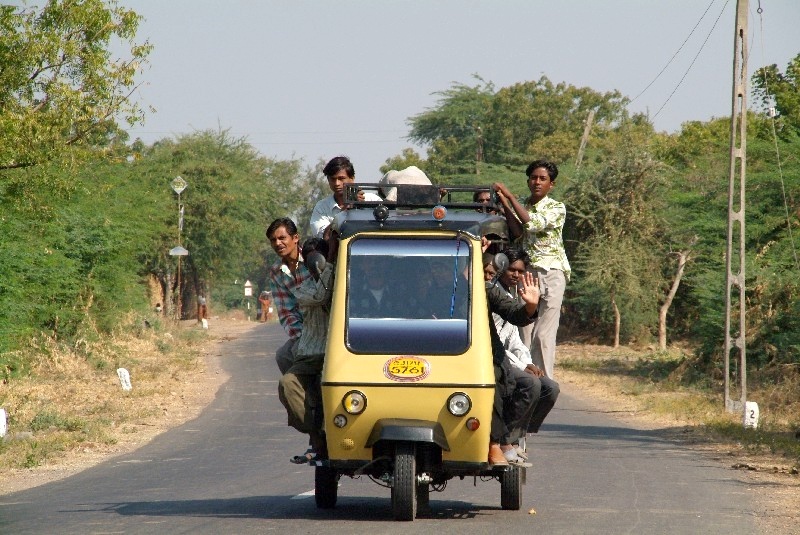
[384,356,430,382]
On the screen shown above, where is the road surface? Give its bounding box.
[0,322,759,534]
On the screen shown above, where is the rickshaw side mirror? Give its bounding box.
[306,251,327,280]
[486,252,508,287]
[493,252,508,273]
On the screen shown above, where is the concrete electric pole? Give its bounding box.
[724,0,748,413]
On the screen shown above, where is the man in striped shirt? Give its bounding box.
[266,217,312,374]
[279,238,336,461]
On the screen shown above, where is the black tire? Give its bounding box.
[315,466,338,509]
[391,442,417,521]
[500,465,522,510]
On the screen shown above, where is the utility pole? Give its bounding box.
[475,126,484,175]
[575,109,595,169]
[170,176,189,321]
[724,0,748,413]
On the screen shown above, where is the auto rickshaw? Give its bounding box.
[311,183,523,521]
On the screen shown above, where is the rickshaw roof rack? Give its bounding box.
[335,183,509,241]
[344,183,501,212]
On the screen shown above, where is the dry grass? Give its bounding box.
[557,342,800,471]
[0,315,213,472]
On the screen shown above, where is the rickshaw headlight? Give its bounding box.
[342,390,367,414]
[447,392,472,416]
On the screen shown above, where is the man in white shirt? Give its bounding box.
[489,247,560,458]
[310,155,381,239]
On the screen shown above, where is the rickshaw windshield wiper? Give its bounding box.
[448,237,462,318]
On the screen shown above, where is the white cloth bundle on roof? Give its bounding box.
[378,166,432,202]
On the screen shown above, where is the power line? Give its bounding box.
[651,0,731,121]
[248,139,412,146]
[630,0,718,104]
[127,129,408,136]
[755,4,799,270]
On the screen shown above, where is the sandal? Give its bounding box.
[290,449,316,464]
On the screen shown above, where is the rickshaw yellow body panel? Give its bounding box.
[321,230,495,464]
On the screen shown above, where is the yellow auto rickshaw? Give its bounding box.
[312,183,521,520]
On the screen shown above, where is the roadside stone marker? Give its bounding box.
[117,368,132,391]
[743,401,759,429]
[0,408,6,438]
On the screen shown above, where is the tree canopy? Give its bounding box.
[1,0,797,382]
[752,52,800,136]
[407,75,630,177]
[0,0,151,171]
[396,64,800,371]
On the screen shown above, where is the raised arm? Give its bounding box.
[493,182,528,241]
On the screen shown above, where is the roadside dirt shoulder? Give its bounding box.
[556,342,800,534]
[0,318,258,495]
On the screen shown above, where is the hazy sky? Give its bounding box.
[116,0,800,179]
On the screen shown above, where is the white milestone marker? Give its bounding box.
[743,401,759,429]
[0,408,7,438]
[117,368,132,391]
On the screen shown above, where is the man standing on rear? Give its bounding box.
[494,160,570,379]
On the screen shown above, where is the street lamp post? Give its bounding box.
[244,280,253,321]
[170,176,189,321]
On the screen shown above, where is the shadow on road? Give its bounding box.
[87,495,500,521]
[542,422,678,445]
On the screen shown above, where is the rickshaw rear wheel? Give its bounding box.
[500,465,522,510]
[391,442,417,521]
[314,466,338,509]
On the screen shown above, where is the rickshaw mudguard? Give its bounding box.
[365,418,450,451]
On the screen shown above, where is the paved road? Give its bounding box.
[0,323,759,534]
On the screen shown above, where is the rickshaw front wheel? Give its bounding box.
[314,466,338,509]
[391,442,417,521]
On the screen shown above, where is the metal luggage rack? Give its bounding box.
[344,183,502,213]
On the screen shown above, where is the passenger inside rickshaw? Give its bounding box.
[346,237,471,354]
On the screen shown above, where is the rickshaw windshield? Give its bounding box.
[346,237,472,354]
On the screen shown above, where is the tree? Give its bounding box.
[407,77,495,176]
[485,77,629,166]
[379,148,427,176]
[752,53,800,135]
[564,133,669,344]
[133,130,313,315]
[407,75,631,177]
[575,231,662,347]
[292,158,333,238]
[658,239,696,350]
[0,0,151,172]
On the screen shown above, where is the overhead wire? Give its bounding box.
[754,2,800,270]
[126,129,411,146]
[651,0,731,121]
[629,0,718,104]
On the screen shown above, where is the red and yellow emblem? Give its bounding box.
[383,356,431,382]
